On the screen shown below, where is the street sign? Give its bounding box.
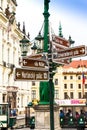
[14,68,49,81]
[53,59,70,65]
[52,35,70,64]
[21,57,47,68]
[53,45,87,60]
[52,34,70,49]
[28,53,42,59]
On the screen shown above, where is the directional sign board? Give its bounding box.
[53,59,70,65]
[52,35,70,64]
[21,57,47,68]
[53,45,87,60]
[28,53,42,59]
[14,68,49,81]
[52,34,70,48]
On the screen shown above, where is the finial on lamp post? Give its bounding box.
[59,22,63,37]
[68,35,75,46]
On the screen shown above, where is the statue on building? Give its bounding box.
[5,6,16,24]
[9,11,16,24]
[5,6,11,19]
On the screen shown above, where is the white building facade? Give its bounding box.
[0,0,38,114]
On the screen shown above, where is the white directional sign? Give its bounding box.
[53,45,87,60]
[14,68,49,81]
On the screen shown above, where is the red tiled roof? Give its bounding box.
[63,59,87,68]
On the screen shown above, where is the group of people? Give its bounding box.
[59,109,86,119]
[59,109,86,130]
[10,108,17,116]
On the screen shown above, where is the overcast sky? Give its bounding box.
[16,0,87,59]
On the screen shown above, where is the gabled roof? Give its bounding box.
[63,59,87,68]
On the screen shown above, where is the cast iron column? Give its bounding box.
[43,0,54,130]
[43,0,50,52]
[48,40,54,130]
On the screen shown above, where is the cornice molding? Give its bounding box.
[0,12,8,23]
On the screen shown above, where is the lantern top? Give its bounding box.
[31,42,37,50]
[20,35,29,43]
[35,32,44,41]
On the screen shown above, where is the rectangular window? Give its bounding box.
[55,79,58,85]
[64,76,67,80]
[31,90,36,100]
[70,76,73,79]
[78,84,81,89]
[70,84,73,89]
[78,76,81,80]
[64,92,67,99]
[78,92,81,99]
[85,84,87,89]
[64,84,67,89]
[70,92,73,99]
[32,81,35,86]
[54,90,58,99]
[85,92,87,98]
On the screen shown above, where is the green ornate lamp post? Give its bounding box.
[35,0,55,130]
[43,1,55,129]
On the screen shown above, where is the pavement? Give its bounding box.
[17,114,25,119]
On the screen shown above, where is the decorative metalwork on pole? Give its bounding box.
[48,36,54,130]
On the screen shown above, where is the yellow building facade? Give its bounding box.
[54,60,87,101]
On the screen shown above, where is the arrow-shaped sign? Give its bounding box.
[53,59,70,65]
[23,60,27,65]
[20,57,48,68]
[16,72,21,77]
[53,45,87,60]
[14,68,49,81]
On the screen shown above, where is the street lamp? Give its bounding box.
[35,0,55,130]
[20,35,30,56]
[35,32,44,53]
